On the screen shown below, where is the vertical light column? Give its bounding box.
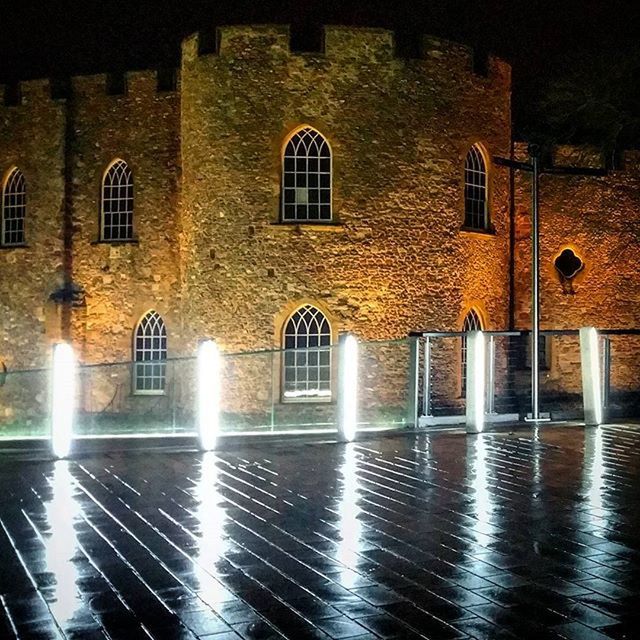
[465,330,486,434]
[51,343,77,459]
[579,327,603,426]
[337,333,358,443]
[198,340,221,450]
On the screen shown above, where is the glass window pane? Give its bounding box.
[283,304,332,399]
[281,128,332,222]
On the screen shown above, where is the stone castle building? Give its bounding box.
[1,25,640,421]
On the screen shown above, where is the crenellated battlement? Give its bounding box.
[513,141,640,173]
[556,145,640,171]
[0,69,178,108]
[1,79,52,107]
[323,26,395,61]
[181,24,509,82]
[421,35,472,71]
[1,24,510,110]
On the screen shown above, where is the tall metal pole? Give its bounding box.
[529,145,541,420]
[493,149,605,423]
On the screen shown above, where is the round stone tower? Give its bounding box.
[179,25,512,352]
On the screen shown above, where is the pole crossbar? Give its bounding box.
[409,328,640,338]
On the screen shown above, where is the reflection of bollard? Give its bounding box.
[198,340,221,450]
[51,343,77,459]
[579,327,603,426]
[465,331,486,434]
[337,333,358,442]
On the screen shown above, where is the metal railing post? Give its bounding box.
[407,337,420,427]
[601,336,611,416]
[422,337,432,418]
[530,150,541,421]
[486,334,496,415]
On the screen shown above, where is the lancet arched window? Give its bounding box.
[461,308,483,393]
[2,167,26,246]
[134,310,167,393]
[464,144,489,230]
[282,127,332,222]
[101,159,133,241]
[282,304,332,400]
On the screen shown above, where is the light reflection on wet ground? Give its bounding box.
[0,424,639,639]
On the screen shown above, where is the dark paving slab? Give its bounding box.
[1,424,640,639]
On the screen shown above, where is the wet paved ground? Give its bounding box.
[1,425,639,639]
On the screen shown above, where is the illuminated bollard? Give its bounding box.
[337,333,358,443]
[197,340,221,450]
[51,343,77,459]
[465,330,486,434]
[579,327,603,426]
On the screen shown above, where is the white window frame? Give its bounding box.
[133,310,167,395]
[282,304,333,403]
[464,144,489,230]
[1,167,26,246]
[101,159,134,241]
[281,127,332,223]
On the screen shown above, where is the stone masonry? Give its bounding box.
[0,25,639,427]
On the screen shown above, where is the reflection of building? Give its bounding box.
[1,25,640,426]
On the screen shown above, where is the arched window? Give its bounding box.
[134,310,167,393]
[101,159,133,241]
[464,144,488,230]
[2,168,26,246]
[461,308,483,393]
[282,304,332,400]
[282,127,332,222]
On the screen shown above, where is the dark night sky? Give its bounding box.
[1,0,639,144]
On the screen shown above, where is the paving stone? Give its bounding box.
[0,426,639,639]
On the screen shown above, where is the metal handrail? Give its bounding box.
[409,330,522,338]
[410,328,640,338]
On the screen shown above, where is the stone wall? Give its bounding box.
[180,25,512,357]
[4,25,640,431]
[0,80,66,370]
[513,144,640,402]
[0,25,516,429]
[68,71,182,366]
